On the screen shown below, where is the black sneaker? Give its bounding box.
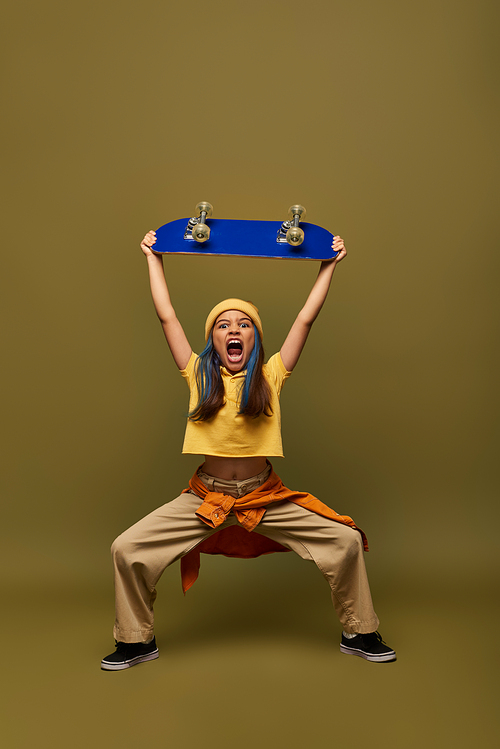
[340,632,396,662]
[101,638,159,671]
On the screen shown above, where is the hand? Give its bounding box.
[140,230,157,257]
[331,235,347,263]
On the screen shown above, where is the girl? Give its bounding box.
[101,230,396,670]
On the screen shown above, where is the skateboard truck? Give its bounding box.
[183,201,309,249]
[276,204,307,247]
[184,202,213,243]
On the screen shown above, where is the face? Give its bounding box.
[211,310,256,373]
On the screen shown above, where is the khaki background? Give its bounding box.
[2,0,498,747]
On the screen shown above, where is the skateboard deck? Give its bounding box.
[152,217,338,261]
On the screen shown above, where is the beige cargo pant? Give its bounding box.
[111,466,380,642]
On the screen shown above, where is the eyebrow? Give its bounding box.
[216,316,252,324]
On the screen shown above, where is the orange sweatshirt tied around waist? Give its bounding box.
[180,466,368,593]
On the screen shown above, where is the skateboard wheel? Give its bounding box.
[192,223,210,242]
[195,201,213,218]
[288,204,306,220]
[286,226,304,246]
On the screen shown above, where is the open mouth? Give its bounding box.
[226,339,243,364]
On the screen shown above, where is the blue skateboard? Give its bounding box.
[152,203,338,261]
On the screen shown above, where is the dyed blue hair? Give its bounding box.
[239,327,261,411]
[189,324,263,420]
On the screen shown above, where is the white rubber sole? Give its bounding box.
[340,644,397,662]
[101,649,159,671]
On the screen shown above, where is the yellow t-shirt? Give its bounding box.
[180,351,291,457]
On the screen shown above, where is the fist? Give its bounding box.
[140,230,157,256]
[332,236,347,262]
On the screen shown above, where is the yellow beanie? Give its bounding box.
[205,298,263,341]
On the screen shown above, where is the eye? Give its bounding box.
[240,322,249,328]
[218,323,228,329]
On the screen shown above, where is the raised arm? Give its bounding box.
[280,236,347,372]
[140,231,193,370]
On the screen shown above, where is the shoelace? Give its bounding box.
[115,640,138,653]
[364,631,384,643]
